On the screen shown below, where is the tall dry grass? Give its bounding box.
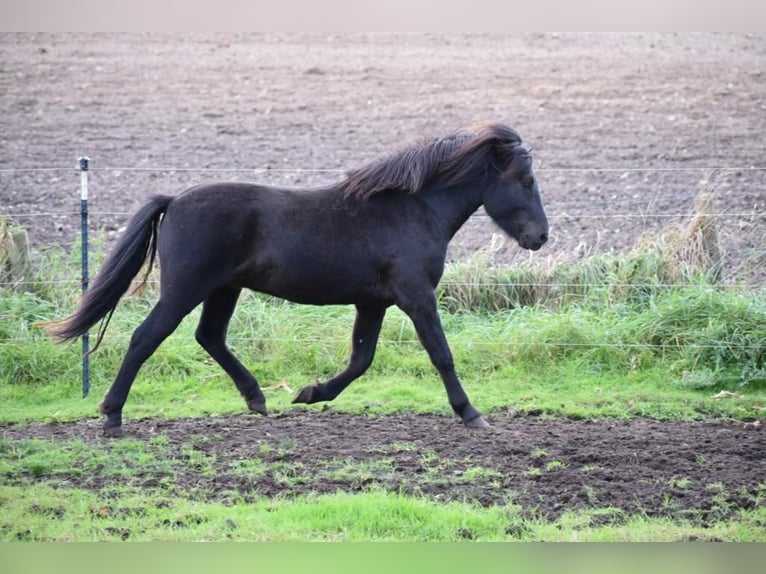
[439,190,728,313]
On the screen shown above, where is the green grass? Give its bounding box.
[1,282,764,424]
[2,484,765,542]
[0,436,176,480]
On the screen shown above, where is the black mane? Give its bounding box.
[338,122,529,200]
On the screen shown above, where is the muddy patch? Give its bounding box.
[2,411,763,525]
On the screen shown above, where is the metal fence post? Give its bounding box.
[79,156,90,398]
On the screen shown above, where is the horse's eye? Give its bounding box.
[521,177,535,188]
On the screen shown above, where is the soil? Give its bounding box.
[1,411,763,526]
[1,34,765,526]
[1,33,764,281]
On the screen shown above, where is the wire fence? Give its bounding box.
[3,162,764,282]
[1,162,764,368]
[1,165,765,174]
[0,335,761,353]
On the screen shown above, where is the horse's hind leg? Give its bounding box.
[293,304,386,404]
[100,297,195,437]
[195,285,267,415]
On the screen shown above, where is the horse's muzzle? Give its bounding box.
[519,229,548,251]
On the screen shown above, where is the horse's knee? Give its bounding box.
[127,314,175,357]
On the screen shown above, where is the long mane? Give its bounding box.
[338,123,529,200]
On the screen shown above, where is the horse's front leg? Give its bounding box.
[397,289,490,429]
[293,304,387,404]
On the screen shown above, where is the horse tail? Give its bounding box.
[46,194,174,348]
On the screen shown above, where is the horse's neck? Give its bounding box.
[420,182,484,241]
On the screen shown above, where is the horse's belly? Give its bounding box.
[244,265,390,306]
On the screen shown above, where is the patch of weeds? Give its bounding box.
[531,448,548,459]
[104,439,175,479]
[706,481,726,492]
[0,438,12,455]
[0,438,102,479]
[391,441,418,453]
[750,484,766,506]
[504,522,532,539]
[416,450,456,482]
[189,434,218,447]
[458,466,504,482]
[230,457,266,478]
[179,444,217,476]
[544,460,568,472]
[270,460,308,486]
[660,492,681,514]
[420,450,440,466]
[149,435,172,448]
[317,457,397,490]
[668,477,692,489]
[26,459,49,477]
[364,441,418,455]
[108,439,159,466]
[586,507,627,528]
[255,438,295,461]
[276,437,296,458]
[706,482,734,520]
[581,485,600,506]
[156,475,177,490]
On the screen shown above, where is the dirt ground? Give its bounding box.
[1,34,764,525]
[1,411,764,527]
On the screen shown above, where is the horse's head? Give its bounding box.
[483,144,549,251]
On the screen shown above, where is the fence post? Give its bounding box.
[79,156,90,398]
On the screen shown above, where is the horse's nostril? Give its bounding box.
[540,233,548,243]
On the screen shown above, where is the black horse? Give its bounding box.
[49,123,549,437]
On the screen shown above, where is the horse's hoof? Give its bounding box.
[103,425,124,438]
[247,400,268,416]
[465,415,491,429]
[292,385,316,404]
